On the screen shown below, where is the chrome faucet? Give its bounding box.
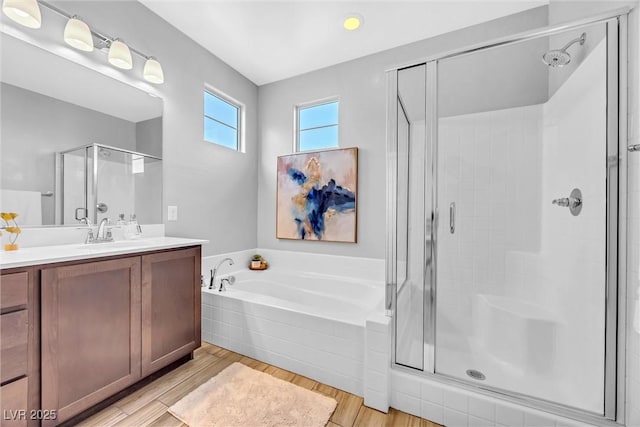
[219,277,235,292]
[96,218,110,240]
[79,217,95,243]
[86,218,114,244]
[209,257,234,290]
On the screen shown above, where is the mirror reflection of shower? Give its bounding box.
[542,32,586,67]
[59,144,163,225]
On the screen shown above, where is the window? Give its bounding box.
[204,90,241,150]
[296,100,339,152]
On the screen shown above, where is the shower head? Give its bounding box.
[542,32,586,67]
[542,50,572,67]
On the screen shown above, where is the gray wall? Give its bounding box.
[438,36,549,117]
[136,117,163,158]
[135,117,163,223]
[0,82,137,224]
[51,1,259,256]
[257,6,548,259]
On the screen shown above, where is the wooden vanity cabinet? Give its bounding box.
[41,257,142,427]
[0,268,38,427]
[38,245,201,426]
[141,247,201,376]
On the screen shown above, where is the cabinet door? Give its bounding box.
[0,310,28,384]
[41,257,141,426]
[0,377,28,427]
[141,247,201,376]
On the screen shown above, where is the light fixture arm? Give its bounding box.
[38,0,155,62]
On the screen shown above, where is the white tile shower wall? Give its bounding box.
[438,104,543,329]
[201,292,366,396]
[537,37,608,413]
[390,370,593,427]
[435,37,609,413]
[435,105,545,383]
[627,7,640,427]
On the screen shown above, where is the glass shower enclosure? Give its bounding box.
[387,12,626,422]
[59,143,162,225]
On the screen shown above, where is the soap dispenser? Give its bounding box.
[130,214,142,237]
[124,214,142,239]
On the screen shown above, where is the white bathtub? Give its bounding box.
[214,269,382,324]
[201,252,385,397]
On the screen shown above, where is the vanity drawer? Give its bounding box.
[1,272,28,312]
[1,310,28,384]
[0,376,28,427]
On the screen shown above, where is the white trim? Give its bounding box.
[203,85,245,153]
[293,96,340,152]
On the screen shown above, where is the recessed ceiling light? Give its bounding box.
[343,13,363,31]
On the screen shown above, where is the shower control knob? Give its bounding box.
[552,188,582,216]
[552,198,570,207]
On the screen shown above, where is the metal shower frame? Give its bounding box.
[58,143,162,225]
[385,7,630,425]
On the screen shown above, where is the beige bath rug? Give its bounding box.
[168,362,337,427]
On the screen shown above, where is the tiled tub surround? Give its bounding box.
[201,249,387,400]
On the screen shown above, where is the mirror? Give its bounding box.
[0,31,163,227]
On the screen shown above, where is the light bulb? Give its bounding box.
[64,16,93,52]
[108,39,132,70]
[343,14,363,31]
[143,57,164,84]
[2,0,41,28]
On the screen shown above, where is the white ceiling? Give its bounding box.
[141,0,548,86]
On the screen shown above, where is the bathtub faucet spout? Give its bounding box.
[210,257,234,290]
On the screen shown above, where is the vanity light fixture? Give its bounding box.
[63,15,93,52]
[2,0,42,28]
[143,57,164,84]
[3,0,165,84]
[343,13,363,31]
[108,38,133,70]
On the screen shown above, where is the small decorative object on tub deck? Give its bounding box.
[249,254,268,270]
[277,147,357,242]
[0,212,20,251]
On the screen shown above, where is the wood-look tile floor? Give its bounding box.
[77,343,443,427]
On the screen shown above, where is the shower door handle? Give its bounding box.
[449,202,455,234]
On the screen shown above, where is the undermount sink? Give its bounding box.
[0,236,209,270]
[74,239,161,250]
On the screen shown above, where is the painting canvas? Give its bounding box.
[277,147,357,242]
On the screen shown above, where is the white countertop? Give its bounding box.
[0,237,208,269]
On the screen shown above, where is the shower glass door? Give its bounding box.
[394,64,431,370]
[434,21,613,414]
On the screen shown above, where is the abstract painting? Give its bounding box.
[277,147,357,242]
